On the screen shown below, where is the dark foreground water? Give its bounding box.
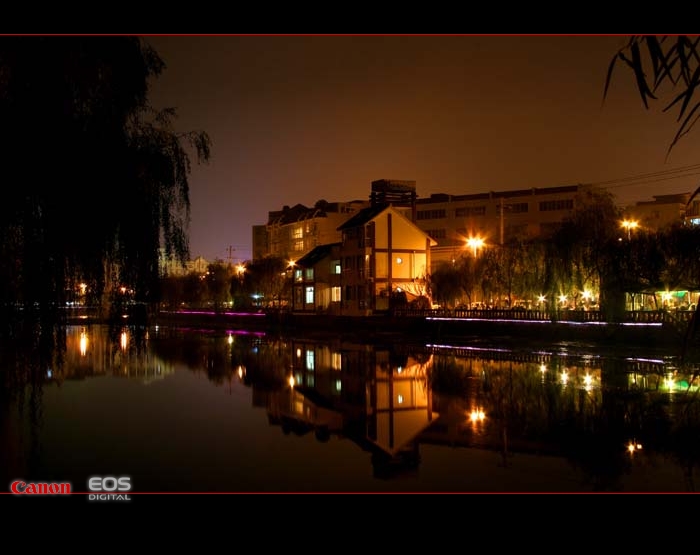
[2,322,700,496]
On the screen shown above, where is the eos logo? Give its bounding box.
[88,476,131,491]
[88,476,132,501]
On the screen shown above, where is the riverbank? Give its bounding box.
[152,309,693,354]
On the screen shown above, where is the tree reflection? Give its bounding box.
[6,326,700,491]
[0,319,66,482]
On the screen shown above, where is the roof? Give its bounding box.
[295,242,341,268]
[336,204,388,230]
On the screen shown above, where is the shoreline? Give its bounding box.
[150,309,692,354]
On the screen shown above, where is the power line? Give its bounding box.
[600,171,700,190]
[587,163,700,189]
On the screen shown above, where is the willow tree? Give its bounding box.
[547,188,622,316]
[0,36,210,319]
[606,36,700,342]
[605,36,700,156]
[606,37,700,217]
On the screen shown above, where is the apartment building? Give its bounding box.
[624,192,694,232]
[252,199,369,263]
[411,184,595,268]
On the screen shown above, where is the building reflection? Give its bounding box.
[227,334,700,487]
[258,338,436,478]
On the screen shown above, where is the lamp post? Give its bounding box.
[621,219,638,240]
[466,236,484,258]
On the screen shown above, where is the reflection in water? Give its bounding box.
[2,323,700,491]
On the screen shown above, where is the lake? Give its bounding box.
[2,321,699,496]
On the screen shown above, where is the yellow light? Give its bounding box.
[227,334,233,345]
[621,219,639,239]
[80,330,88,357]
[627,441,643,454]
[466,236,485,257]
[470,408,485,422]
[288,376,295,388]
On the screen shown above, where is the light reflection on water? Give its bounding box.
[1,323,699,493]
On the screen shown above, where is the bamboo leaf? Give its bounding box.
[662,65,700,119]
[602,51,622,103]
[667,101,700,156]
[676,36,694,85]
[630,40,657,108]
[646,35,678,89]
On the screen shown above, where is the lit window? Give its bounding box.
[305,286,314,304]
[306,349,315,370]
[331,286,341,302]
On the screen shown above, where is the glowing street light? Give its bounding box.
[621,219,638,240]
[466,236,485,257]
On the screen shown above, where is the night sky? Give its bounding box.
[145,35,700,263]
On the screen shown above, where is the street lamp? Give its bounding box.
[621,219,638,240]
[466,236,485,257]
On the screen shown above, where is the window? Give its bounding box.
[294,269,303,282]
[305,268,314,280]
[332,260,341,274]
[510,202,528,214]
[416,209,446,220]
[305,286,314,304]
[455,206,486,217]
[306,349,315,370]
[427,229,446,239]
[331,286,341,302]
[539,199,574,211]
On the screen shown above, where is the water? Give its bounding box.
[2,322,699,495]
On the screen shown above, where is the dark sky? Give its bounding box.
[145,35,700,263]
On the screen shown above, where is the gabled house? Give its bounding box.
[291,242,342,314]
[337,204,437,316]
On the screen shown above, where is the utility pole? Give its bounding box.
[226,245,236,266]
[499,200,504,246]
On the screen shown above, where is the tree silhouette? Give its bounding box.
[0,36,210,320]
[605,35,700,155]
